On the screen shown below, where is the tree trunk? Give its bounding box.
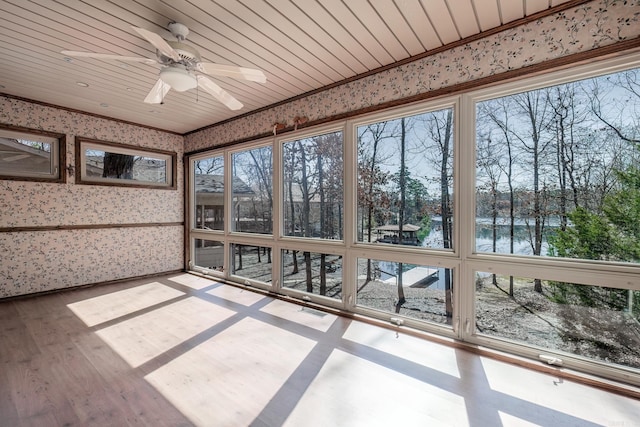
[103,153,134,179]
[304,252,313,293]
[320,254,326,295]
[287,146,298,274]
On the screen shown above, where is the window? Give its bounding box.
[282,130,344,240]
[475,67,640,265]
[469,58,640,383]
[194,155,225,230]
[356,108,454,250]
[193,238,224,271]
[281,249,342,301]
[357,257,453,325]
[475,271,640,371]
[0,124,65,182]
[76,137,175,188]
[231,244,272,285]
[232,145,273,234]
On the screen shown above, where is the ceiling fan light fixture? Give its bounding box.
[159,66,197,92]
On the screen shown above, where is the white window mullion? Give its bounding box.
[272,135,283,291]
[223,150,232,279]
[342,121,356,310]
[458,93,477,341]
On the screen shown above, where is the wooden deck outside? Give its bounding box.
[0,272,638,426]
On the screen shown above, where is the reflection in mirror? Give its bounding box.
[85,149,167,182]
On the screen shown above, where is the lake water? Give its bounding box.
[425,217,555,256]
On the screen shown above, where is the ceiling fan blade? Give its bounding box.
[131,26,180,62]
[143,79,171,104]
[196,75,243,110]
[197,62,267,83]
[61,50,157,65]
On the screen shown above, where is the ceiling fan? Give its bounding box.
[61,22,266,110]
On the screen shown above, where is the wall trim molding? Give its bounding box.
[0,222,184,233]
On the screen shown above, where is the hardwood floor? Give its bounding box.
[1,273,638,426]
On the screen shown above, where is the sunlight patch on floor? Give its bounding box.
[168,273,218,290]
[498,412,542,426]
[284,349,467,427]
[144,317,316,427]
[260,299,339,332]
[96,296,234,367]
[480,356,638,426]
[67,282,184,327]
[206,284,268,306]
[342,321,461,379]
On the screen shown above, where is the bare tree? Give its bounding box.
[358,123,393,282]
[476,134,503,287]
[512,91,554,292]
[284,142,299,273]
[590,70,640,144]
[419,108,454,315]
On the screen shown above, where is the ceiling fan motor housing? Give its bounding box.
[158,41,201,69]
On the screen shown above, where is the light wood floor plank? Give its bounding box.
[0,273,638,427]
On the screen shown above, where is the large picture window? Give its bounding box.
[475,68,640,266]
[357,257,453,325]
[0,124,65,182]
[475,271,640,371]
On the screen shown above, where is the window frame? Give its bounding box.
[349,99,459,255]
[277,124,346,243]
[460,53,640,386]
[0,123,66,183]
[229,139,274,236]
[465,52,640,272]
[75,136,176,189]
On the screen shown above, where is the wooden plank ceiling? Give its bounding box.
[0,0,576,134]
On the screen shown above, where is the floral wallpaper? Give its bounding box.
[184,0,640,152]
[0,227,183,298]
[0,97,184,297]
